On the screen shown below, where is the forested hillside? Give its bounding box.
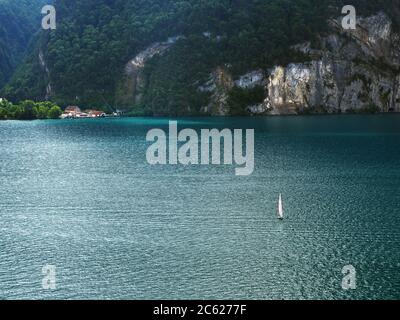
[0,0,48,88]
[1,0,399,115]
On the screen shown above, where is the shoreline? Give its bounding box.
[1,112,400,122]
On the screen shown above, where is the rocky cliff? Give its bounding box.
[124,12,400,115]
[195,12,400,115]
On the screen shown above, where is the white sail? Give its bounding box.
[278,194,284,220]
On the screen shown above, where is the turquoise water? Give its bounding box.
[0,115,399,300]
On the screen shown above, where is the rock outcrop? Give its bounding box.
[200,12,400,115]
[199,66,234,115]
[116,12,400,116]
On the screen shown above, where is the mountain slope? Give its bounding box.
[2,0,400,115]
[0,0,48,88]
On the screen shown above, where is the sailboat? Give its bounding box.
[277,193,284,220]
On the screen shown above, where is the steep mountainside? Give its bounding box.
[264,13,400,114]
[1,0,400,115]
[0,0,48,88]
[207,11,400,115]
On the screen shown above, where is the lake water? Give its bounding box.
[0,115,399,300]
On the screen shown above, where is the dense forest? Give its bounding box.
[1,0,399,115]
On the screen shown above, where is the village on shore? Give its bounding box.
[60,106,121,119]
[0,97,123,120]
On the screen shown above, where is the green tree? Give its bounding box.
[34,104,50,119]
[19,100,36,120]
[47,105,62,119]
[0,107,7,119]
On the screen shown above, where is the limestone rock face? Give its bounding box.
[200,67,235,116]
[265,12,400,114]
[118,13,399,115]
[199,12,400,115]
[264,12,400,115]
[235,70,266,89]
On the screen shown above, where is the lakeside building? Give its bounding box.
[86,110,106,118]
[61,106,106,119]
[61,106,81,118]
